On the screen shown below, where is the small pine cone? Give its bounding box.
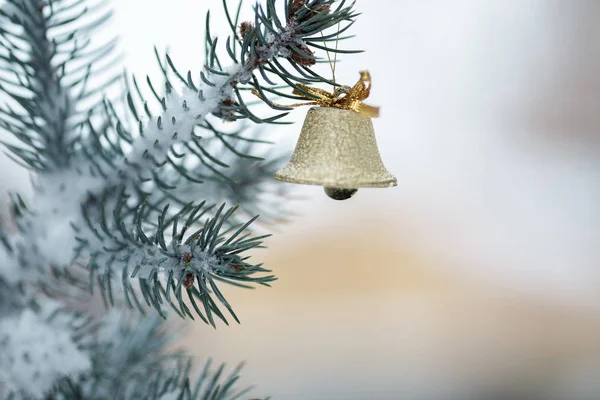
[239,21,254,39]
[218,98,239,121]
[221,98,238,108]
[290,43,316,66]
[290,0,304,15]
[182,252,192,264]
[230,264,244,272]
[183,273,195,289]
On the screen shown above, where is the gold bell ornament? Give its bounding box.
[270,71,397,200]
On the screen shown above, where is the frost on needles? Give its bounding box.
[0,0,360,398]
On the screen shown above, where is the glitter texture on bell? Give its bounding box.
[274,106,397,200]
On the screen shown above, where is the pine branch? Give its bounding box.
[45,310,262,400]
[1,0,360,320]
[82,311,183,398]
[0,0,121,285]
[223,0,360,117]
[129,358,260,400]
[92,0,360,195]
[75,190,274,325]
[0,306,262,399]
[88,0,360,203]
[0,302,93,399]
[0,0,119,170]
[71,0,359,235]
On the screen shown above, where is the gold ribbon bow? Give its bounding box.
[253,71,379,118]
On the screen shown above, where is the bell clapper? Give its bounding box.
[324,187,358,201]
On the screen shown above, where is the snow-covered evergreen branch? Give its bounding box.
[55,0,357,319]
[0,0,361,398]
[0,0,118,284]
[77,192,274,324]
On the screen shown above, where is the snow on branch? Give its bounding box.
[76,190,274,325]
[0,305,91,399]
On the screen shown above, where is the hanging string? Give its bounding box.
[331,22,340,84]
[305,2,339,85]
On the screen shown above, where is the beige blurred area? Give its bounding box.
[186,224,600,400]
[1,0,599,399]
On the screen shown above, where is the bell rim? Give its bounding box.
[274,174,397,188]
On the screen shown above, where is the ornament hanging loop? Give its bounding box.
[292,70,379,117]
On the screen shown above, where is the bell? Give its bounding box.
[275,106,397,200]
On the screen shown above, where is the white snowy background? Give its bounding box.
[1,1,599,399]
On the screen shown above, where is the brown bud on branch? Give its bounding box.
[239,21,254,39]
[290,43,316,66]
[183,272,195,289]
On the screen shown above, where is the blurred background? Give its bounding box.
[1,0,600,399]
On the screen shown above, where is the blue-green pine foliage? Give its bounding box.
[0,0,359,398]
